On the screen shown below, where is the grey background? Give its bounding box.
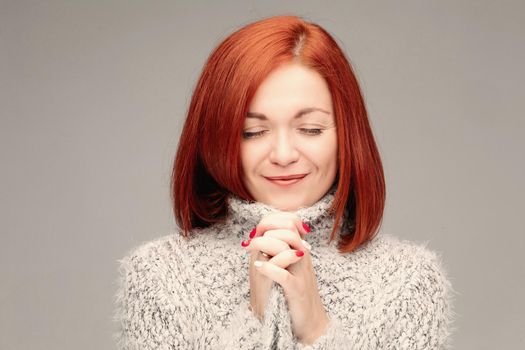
[1,0,523,349]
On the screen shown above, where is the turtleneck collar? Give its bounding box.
[225,184,344,248]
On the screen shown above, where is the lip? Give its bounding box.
[265,174,308,180]
[264,174,308,187]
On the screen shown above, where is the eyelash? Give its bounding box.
[242,128,323,139]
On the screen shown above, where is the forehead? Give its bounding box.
[247,62,333,117]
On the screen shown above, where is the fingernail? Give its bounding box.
[296,250,304,257]
[254,261,263,268]
[241,239,251,247]
[301,239,311,251]
[249,227,257,238]
[302,222,311,233]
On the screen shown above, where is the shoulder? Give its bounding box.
[114,229,201,313]
[370,234,458,347]
[116,230,191,278]
[119,232,180,262]
[113,232,202,348]
[402,235,450,281]
[116,226,226,277]
[360,233,456,305]
[376,234,456,330]
[365,233,452,277]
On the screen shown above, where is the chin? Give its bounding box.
[264,194,308,212]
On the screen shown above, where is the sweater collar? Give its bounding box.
[225,184,343,247]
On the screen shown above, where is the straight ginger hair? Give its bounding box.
[171,15,385,254]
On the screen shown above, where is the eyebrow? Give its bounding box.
[246,107,331,120]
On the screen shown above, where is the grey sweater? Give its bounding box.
[114,188,456,349]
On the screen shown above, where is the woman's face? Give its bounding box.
[240,62,338,211]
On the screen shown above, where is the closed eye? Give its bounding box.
[242,130,267,139]
[242,128,324,139]
[299,128,323,135]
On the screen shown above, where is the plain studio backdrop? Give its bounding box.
[1,1,523,349]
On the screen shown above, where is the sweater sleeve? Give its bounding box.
[217,281,353,350]
[213,298,265,349]
[113,247,197,349]
[294,315,352,350]
[385,248,457,350]
[214,284,291,349]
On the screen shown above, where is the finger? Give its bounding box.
[248,249,271,269]
[244,235,290,256]
[257,249,272,261]
[268,249,305,269]
[263,229,310,252]
[300,221,311,235]
[256,212,310,238]
[248,227,258,239]
[253,259,293,289]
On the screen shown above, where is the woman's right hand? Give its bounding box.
[243,212,310,320]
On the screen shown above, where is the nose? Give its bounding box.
[268,131,299,166]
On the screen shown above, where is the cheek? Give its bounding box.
[240,146,251,173]
[240,143,265,174]
[302,135,338,168]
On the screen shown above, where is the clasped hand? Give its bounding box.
[242,212,330,345]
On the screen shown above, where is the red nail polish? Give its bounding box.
[249,227,257,238]
[296,250,304,257]
[241,239,251,247]
[302,222,311,233]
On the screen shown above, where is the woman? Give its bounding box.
[114,15,455,349]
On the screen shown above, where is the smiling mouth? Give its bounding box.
[264,174,308,186]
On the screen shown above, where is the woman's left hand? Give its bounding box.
[244,212,330,345]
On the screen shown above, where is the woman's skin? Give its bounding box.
[240,61,338,211]
[240,62,338,345]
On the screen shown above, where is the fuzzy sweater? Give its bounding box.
[113,188,456,349]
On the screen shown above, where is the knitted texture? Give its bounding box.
[114,187,457,349]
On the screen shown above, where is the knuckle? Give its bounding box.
[279,241,290,251]
[263,229,277,238]
[270,257,283,269]
[265,229,284,240]
[284,220,296,230]
[250,236,262,247]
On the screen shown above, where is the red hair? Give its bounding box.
[171,15,385,254]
